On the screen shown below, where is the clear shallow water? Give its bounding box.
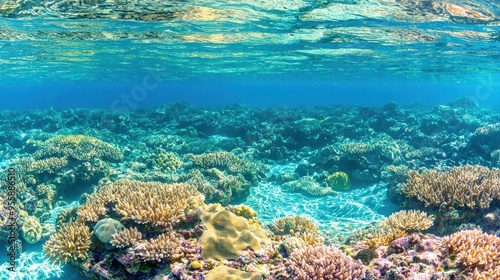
[0,0,499,84]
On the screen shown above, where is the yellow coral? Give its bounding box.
[78,180,203,227]
[152,149,183,171]
[43,221,92,265]
[205,265,262,280]
[326,171,351,191]
[22,216,43,244]
[200,204,270,260]
[34,135,123,162]
[270,216,320,236]
[110,227,142,248]
[379,210,434,233]
[133,232,180,262]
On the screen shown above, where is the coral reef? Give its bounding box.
[402,165,500,209]
[326,171,351,191]
[93,218,124,244]
[21,216,43,244]
[379,210,434,233]
[78,180,202,227]
[275,245,367,280]
[110,227,142,248]
[443,229,500,279]
[43,221,92,264]
[200,204,270,260]
[205,265,262,280]
[34,135,123,162]
[282,176,335,196]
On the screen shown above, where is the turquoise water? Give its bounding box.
[0,1,500,279]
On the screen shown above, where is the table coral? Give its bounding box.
[78,180,202,227]
[34,134,123,162]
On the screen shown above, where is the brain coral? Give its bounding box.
[94,218,124,244]
[200,204,270,260]
[22,216,43,244]
[206,265,262,280]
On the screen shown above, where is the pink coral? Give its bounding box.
[285,245,367,280]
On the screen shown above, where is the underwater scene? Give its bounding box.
[1,0,500,279]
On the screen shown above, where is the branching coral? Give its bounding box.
[78,180,203,227]
[110,227,142,248]
[184,151,254,173]
[151,148,183,171]
[402,165,500,209]
[271,216,320,236]
[271,216,324,248]
[43,221,92,265]
[34,135,123,162]
[352,210,432,249]
[133,232,181,262]
[380,210,434,233]
[286,245,367,280]
[443,229,500,279]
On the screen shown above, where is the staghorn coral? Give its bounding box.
[110,227,142,248]
[199,204,270,260]
[402,165,500,209]
[133,232,181,262]
[338,141,374,155]
[21,216,43,244]
[285,245,367,280]
[443,229,500,279]
[379,210,434,233]
[78,180,202,227]
[43,221,92,265]
[34,135,123,162]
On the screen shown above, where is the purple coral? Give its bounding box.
[285,245,367,280]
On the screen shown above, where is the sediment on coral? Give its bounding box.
[402,165,500,209]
